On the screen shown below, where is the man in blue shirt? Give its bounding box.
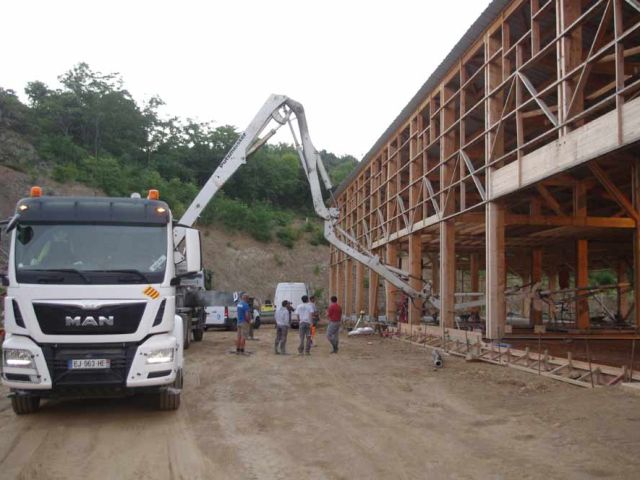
[236,293,251,354]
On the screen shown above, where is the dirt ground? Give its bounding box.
[1,327,640,480]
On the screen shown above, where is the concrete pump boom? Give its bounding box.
[175,94,428,302]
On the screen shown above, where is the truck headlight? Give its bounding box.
[3,349,35,368]
[146,348,174,364]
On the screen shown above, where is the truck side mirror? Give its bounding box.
[184,228,202,274]
[0,272,8,287]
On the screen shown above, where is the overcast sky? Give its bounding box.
[3,0,490,158]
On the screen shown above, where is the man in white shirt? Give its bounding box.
[274,300,291,354]
[295,295,313,355]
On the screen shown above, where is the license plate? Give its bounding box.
[68,359,111,369]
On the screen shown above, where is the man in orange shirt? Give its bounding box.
[326,296,342,353]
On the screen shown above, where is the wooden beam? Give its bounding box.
[535,184,567,216]
[505,214,636,228]
[589,162,640,221]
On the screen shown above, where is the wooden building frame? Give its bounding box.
[330,0,640,339]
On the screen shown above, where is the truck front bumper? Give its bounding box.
[1,333,180,395]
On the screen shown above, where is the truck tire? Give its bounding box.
[193,328,204,341]
[11,395,40,415]
[158,369,182,411]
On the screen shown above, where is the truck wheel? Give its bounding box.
[11,395,40,415]
[158,369,182,411]
[193,328,204,342]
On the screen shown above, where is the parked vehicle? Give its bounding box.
[203,291,238,331]
[274,282,308,329]
[0,188,201,413]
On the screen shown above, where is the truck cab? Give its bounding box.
[1,188,199,413]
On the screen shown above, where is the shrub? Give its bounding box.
[276,226,299,248]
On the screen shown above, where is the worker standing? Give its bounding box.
[236,293,251,354]
[295,295,313,355]
[326,296,342,353]
[274,300,290,354]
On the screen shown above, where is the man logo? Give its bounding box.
[65,316,114,327]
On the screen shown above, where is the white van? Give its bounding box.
[274,282,309,328]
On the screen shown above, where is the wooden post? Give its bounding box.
[617,259,630,321]
[329,248,337,297]
[431,254,440,295]
[337,258,345,311]
[385,242,398,322]
[345,258,354,320]
[408,233,422,325]
[354,261,365,317]
[548,270,558,320]
[576,239,590,330]
[574,180,589,330]
[368,268,380,321]
[440,221,456,328]
[486,202,506,339]
[633,160,640,329]
[470,253,480,315]
[531,247,543,326]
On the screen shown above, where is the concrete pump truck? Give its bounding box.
[1,94,429,415]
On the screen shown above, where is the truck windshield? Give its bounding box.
[14,224,168,284]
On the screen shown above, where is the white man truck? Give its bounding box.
[0,188,203,413]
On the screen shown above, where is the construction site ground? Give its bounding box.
[1,327,640,480]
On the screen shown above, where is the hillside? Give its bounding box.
[0,165,329,303]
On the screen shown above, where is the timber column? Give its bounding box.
[408,233,422,325]
[344,258,354,320]
[385,242,398,322]
[354,261,365,317]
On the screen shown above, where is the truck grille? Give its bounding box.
[40,343,138,390]
[33,303,146,335]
